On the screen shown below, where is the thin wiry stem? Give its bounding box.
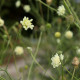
[29,51,56,80]
[28,32,42,80]
[37,0,57,12]
[71,67,76,80]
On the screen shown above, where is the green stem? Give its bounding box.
[66,0,80,23]
[0,68,13,80]
[37,0,57,12]
[28,32,42,80]
[63,0,72,14]
[64,67,78,80]
[63,0,80,29]
[30,51,55,80]
[62,62,64,80]
[71,67,76,80]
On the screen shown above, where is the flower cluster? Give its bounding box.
[57,5,65,16]
[14,46,24,55]
[51,53,64,68]
[20,17,34,30]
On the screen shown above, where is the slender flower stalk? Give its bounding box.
[71,67,76,80]
[64,67,78,80]
[0,68,13,80]
[28,32,42,80]
[29,49,55,80]
[37,0,57,12]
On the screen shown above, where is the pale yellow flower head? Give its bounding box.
[23,5,31,13]
[15,0,21,8]
[14,46,24,55]
[76,48,80,55]
[56,39,61,44]
[60,54,64,60]
[20,17,34,30]
[27,47,32,52]
[55,32,61,38]
[57,5,65,16]
[0,18,4,27]
[51,53,61,68]
[65,31,73,39]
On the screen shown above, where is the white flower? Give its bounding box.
[57,5,65,16]
[15,0,21,8]
[56,39,60,44]
[20,17,34,30]
[27,47,32,52]
[65,31,73,39]
[0,18,4,27]
[76,49,80,55]
[60,54,64,60]
[51,53,61,68]
[14,46,24,55]
[23,5,31,13]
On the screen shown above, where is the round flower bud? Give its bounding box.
[3,35,7,39]
[40,25,45,31]
[72,57,79,67]
[55,32,61,38]
[60,54,64,61]
[15,0,21,8]
[27,47,32,52]
[76,48,80,55]
[65,31,73,39]
[14,46,24,55]
[24,65,28,70]
[56,39,61,44]
[0,18,4,27]
[66,15,74,24]
[23,5,31,13]
[46,23,51,29]
[46,0,52,5]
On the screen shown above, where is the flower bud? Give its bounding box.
[66,15,74,24]
[46,0,52,5]
[40,25,45,31]
[24,65,28,70]
[55,32,61,38]
[65,31,73,39]
[72,57,79,67]
[46,23,51,29]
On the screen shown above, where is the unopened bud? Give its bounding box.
[55,32,61,38]
[46,23,51,29]
[72,57,79,67]
[66,15,74,24]
[46,0,52,5]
